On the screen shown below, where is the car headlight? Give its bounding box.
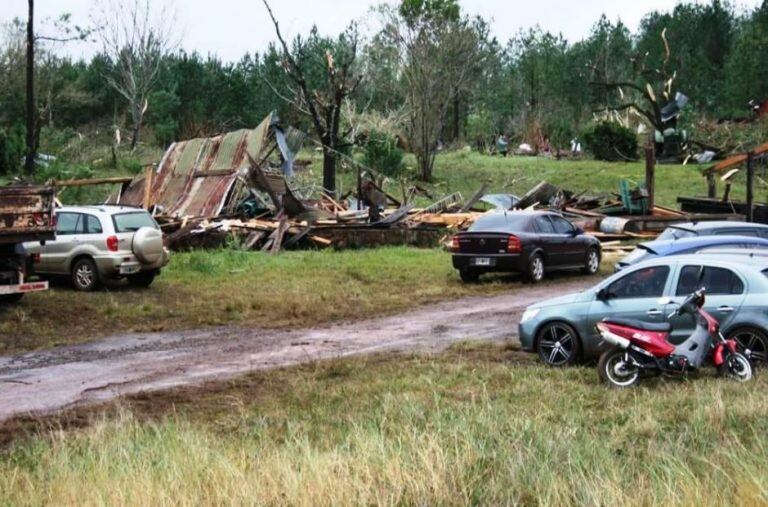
[520,308,540,324]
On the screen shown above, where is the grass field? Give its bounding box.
[2,342,767,505]
[0,247,528,353]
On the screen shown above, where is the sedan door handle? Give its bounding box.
[717,306,734,313]
[646,309,662,316]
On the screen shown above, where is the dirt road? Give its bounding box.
[0,277,596,422]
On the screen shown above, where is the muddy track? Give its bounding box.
[0,277,596,422]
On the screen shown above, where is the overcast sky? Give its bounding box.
[0,0,763,61]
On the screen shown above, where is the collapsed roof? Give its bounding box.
[115,112,304,218]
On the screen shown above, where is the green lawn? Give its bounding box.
[2,342,766,505]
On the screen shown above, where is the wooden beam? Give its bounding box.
[53,176,134,187]
[142,166,154,210]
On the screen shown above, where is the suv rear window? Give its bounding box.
[112,212,158,233]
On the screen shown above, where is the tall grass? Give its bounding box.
[2,347,767,505]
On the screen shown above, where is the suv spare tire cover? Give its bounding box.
[132,226,164,264]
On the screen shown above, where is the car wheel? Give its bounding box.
[526,254,545,283]
[537,322,581,366]
[459,268,479,283]
[582,247,600,275]
[728,327,768,367]
[71,258,100,292]
[127,271,157,288]
[0,293,24,304]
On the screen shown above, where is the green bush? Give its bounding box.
[583,122,638,161]
[0,125,25,174]
[362,130,404,177]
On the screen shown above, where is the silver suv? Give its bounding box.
[24,205,169,291]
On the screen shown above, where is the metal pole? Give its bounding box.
[747,151,755,222]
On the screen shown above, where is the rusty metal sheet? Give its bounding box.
[0,185,56,244]
[119,114,274,218]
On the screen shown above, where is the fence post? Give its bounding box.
[747,151,755,222]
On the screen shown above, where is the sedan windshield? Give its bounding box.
[469,213,530,232]
[657,227,696,241]
[112,212,158,232]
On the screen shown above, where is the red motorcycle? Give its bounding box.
[596,288,753,388]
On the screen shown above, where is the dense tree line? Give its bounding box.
[1,0,767,176]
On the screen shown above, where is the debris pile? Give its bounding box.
[52,112,735,252]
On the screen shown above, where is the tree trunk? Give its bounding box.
[24,0,35,176]
[322,148,336,194]
[130,102,143,151]
[452,94,460,143]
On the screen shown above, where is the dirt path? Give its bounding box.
[0,277,596,422]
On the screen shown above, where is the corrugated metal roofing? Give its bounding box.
[119,115,272,217]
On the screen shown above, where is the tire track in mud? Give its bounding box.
[0,277,597,422]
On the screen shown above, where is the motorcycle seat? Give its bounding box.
[601,317,671,332]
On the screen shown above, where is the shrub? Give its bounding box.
[0,125,25,174]
[583,121,638,161]
[362,130,404,177]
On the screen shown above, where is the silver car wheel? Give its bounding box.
[531,256,544,282]
[587,250,599,273]
[76,264,94,287]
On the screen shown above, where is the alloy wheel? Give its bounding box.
[730,329,767,367]
[76,264,94,288]
[587,250,599,273]
[538,323,577,366]
[531,256,544,282]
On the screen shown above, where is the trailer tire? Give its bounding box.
[0,293,24,304]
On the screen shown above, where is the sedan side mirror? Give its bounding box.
[572,227,584,236]
[596,288,609,300]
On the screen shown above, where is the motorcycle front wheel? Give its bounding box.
[598,347,641,388]
[718,352,754,382]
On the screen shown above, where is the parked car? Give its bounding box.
[615,235,768,271]
[450,211,601,283]
[24,205,169,291]
[656,220,768,241]
[519,254,768,367]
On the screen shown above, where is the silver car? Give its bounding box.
[24,205,169,291]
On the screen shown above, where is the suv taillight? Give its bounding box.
[450,235,460,252]
[106,235,119,252]
[507,235,521,253]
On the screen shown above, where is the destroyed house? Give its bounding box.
[114,112,303,218]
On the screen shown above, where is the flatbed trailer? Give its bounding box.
[0,184,56,302]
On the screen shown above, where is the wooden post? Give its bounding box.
[142,165,154,210]
[706,172,717,198]
[356,164,362,210]
[747,151,755,222]
[644,141,655,212]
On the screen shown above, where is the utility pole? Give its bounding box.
[746,151,755,222]
[24,0,35,176]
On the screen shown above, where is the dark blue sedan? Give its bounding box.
[616,235,768,271]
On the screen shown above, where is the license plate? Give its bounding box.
[120,265,140,275]
[473,257,491,266]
